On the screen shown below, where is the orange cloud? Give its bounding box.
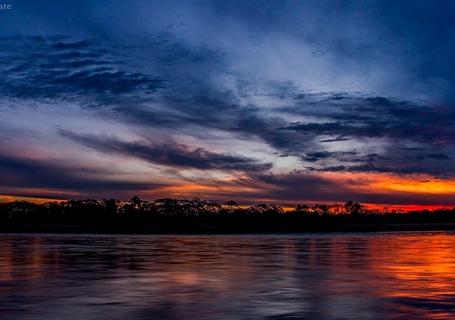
[318,171,455,196]
[0,194,63,204]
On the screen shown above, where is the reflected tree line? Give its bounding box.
[1,197,455,232]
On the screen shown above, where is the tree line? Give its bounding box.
[1,197,454,232]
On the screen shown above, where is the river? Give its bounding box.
[1,232,455,319]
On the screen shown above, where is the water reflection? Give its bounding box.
[1,232,455,319]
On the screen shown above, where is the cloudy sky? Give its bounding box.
[1,0,455,209]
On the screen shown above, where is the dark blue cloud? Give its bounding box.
[0,36,166,104]
[58,129,272,172]
[279,93,455,176]
[0,154,161,195]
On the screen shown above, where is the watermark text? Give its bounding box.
[0,3,12,10]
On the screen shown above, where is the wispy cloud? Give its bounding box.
[0,154,162,199]
[58,129,272,172]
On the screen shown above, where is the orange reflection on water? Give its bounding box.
[371,234,455,308]
[2,233,455,319]
[0,237,60,285]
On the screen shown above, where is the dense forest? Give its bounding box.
[1,197,455,233]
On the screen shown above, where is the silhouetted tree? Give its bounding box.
[102,199,119,218]
[345,201,363,216]
[295,204,309,214]
[313,204,330,216]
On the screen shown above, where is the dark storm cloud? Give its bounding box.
[301,151,359,163]
[278,92,455,176]
[306,153,455,176]
[302,151,333,162]
[0,36,166,104]
[0,31,223,108]
[285,94,455,145]
[59,129,272,172]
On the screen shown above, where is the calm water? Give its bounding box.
[1,232,455,319]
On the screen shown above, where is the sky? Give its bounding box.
[1,0,455,209]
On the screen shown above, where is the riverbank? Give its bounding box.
[2,222,455,234]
